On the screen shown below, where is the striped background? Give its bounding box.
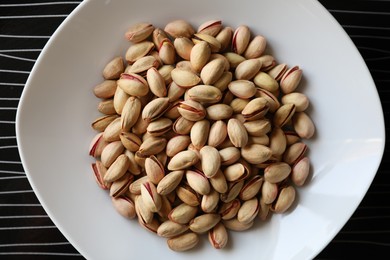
[0,0,389,259]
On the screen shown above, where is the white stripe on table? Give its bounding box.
[332,240,390,247]
[0,121,16,124]
[0,145,18,149]
[328,9,390,15]
[0,204,41,206]
[0,49,42,53]
[0,34,50,38]
[0,53,36,62]
[0,14,68,19]
[0,226,57,230]
[0,170,25,175]
[0,242,71,247]
[343,25,390,31]
[0,190,34,195]
[0,252,81,257]
[0,69,30,74]
[0,215,48,219]
[0,2,81,7]
[0,176,27,180]
[0,107,17,110]
[0,83,25,86]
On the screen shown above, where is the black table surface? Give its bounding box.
[1,0,389,259]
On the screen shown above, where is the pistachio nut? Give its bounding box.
[269,127,287,156]
[208,120,227,147]
[158,38,176,65]
[125,41,155,64]
[167,232,199,252]
[237,197,259,225]
[232,25,251,55]
[123,150,141,175]
[158,64,174,85]
[97,99,116,115]
[239,175,263,201]
[103,117,122,142]
[271,185,296,213]
[111,196,136,219]
[219,147,240,166]
[198,20,222,36]
[227,118,248,148]
[164,19,195,38]
[166,83,185,104]
[140,181,162,212]
[209,169,228,194]
[171,68,201,88]
[153,28,169,50]
[168,203,198,224]
[201,189,220,213]
[264,162,291,183]
[173,37,194,60]
[189,213,221,234]
[292,111,315,139]
[113,87,130,115]
[200,58,226,85]
[125,22,154,43]
[223,162,250,183]
[167,150,199,170]
[91,161,109,190]
[146,67,167,97]
[186,169,211,195]
[190,120,210,149]
[103,56,124,80]
[157,170,184,195]
[243,119,271,137]
[117,73,149,97]
[223,52,245,69]
[273,103,296,127]
[291,156,310,186]
[230,98,250,114]
[257,55,276,71]
[166,135,191,157]
[121,96,141,131]
[253,71,279,93]
[100,140,125,167]
[284,130,301,145]
[206,104,233,121]
[177,100,206,121]
[216,26,233,51]
[89,132,109,158]
[157,220,189,238]
[110,173,134,198]
[258,197,271,221]
[267,63,288,81]
[146,117,173,136]
[261,180,278,204]
[104,154,130,183]
[176,182,201,206]
[128,55,159,75]
[255,87,280,113]
[129,175,149,195]
[200,145,221,178]
[93,80,117,99]
[172,116,195,135]
[190,41,211,72]
[222,218,253,231]
[241,144,272,165]
[187,85,222,104]
[144,155,165,184]
[193,33,221,53]
[138,136,167,156]
[235,59,262,80]
[247,135,270,146]
[91,114,118,132]
[244,35,267,59]
[283,142,307,165]
[280,66,302,94]
[220,180,244,203]
[141,97,170,123]
[228,80,256,99]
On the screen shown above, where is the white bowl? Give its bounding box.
[16,0,385,259]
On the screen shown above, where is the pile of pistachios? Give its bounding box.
[89,19,315,252]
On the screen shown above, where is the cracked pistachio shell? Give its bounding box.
[145,155,165,184]
[200,58,226,85]
[291,157,310,186]
[193,33,221,53]
[219,147,240,166]
[237,198,259,225]
[200,146,221,178]
[186,170,211,195]
[219,198,240,220]
[153,28,169,50]
[208,222,228,249]
[227,118,248,148]
[125,41,155,64]
[216,26,233,51]
[177,100,206,121]
[174,37,194,60]
[208,120,227,147]
[146,67,167,97]
[257,55,276,71]
[271,185,296,213]
[164,20,195,38]
[273,103,296,127]
[235,59,262,80]
[264,162,291,183]
[91,114,118,132]
[223,162,250,183]
[197,20,222,36]
[117,73,149,97]
[190,41,211,72]
[121,97,141,131]
[125,22,154,43]
[89,132,109,158]
[147,117,173,136]
[280,66,303,94]
[142,97,170,123]
[119,132,141,152]
[187,85,222,104]
[255,87,280,113]
[292,112,315,139]
[268,63,288,81]
[104,154,130,183]
[232,25,251,55]
[141,181,162,212]
[103,117,122,142]
[228,80,256,99]
[168,150,199,171]
[93,80,117,99]
[128,55,160,74]
[239,175,263,201]
[244,35,267,59]
[103,56,124,80]
[283,142,308,165]
[173,116,194,135]
[241,144,272,165]
[110,173,134,198]
[171,68,201,88]
[167,232,199,252]
[92,161,109,190]
[176,182,201,206]
[138,136,167,156]
[157,170,184,195]
[220,180,244,203]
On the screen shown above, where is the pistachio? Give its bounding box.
[187,85,222,104]
[223,162,250,183]
[110,173,134,198]
[117,73,149,97]
[91,161,109,190]
[174,37,194,60]
[103,117,122,142]
[243,119,271,137]
[227,118,248,148]
[140,181,162,212]
[128,55,159,75]
[228,80,256,99]
[216,26,233,51]
[273,103,296,127]
[89,133,108,158]
[193,33,221,53]
[200,58,226,85]
[146,67,167,97]
[129,175,149,195]
[261,181,278,204]
[244,35,267,59]
[157,170,184,195]
[153,28,169,50]
[269,127,287,156]
[223,218,253,231]
[146,117,173,136]
[235,59,262,80]
[125,41,155,64]
[200,146,221,178]
[125,22,154,43]
[97,99,116,115]
[104,154,130,183]
[292,111,315,139]
[291,157,310,186]
[280,66,303,94]
[166,135,191,157]
[121,97,141,131]
[112,196,136,219]
[93,80,117,99]
[241,144,272,165]
[164,20,195,38]
[264,162,291,183]
[201,169,226,194]
[232,25,251,55]
[91,114,118,132]
[253,71,279,93]
[283,142,307,165]
[258,197,271,221]
[113,87,130,115]
[167,232,199,252]
[208,120,227,147]
[239,175,263,201]
[284,130,301,145]
[190,41,211,72]
[166,83,185,104]
[218,199,240,220]
[206,104,233,121]
[257,55,276,71]
[157,220,189,238]
[190,120,210,149]
[230,98,250,114]
[144,155,165,184]
[123,150,141,175]
[237,198,259,224]
[201,189,220,213]
[171,68,201,88]
[172,116,195,135]
[198,20,222,36]
[159,64,174,85]
[223,52,245,69]
[141,97,170,123]
[103,56,124,80]
[138,136,167,156]
[167,150,199,170]
[271,185,296,213]
[189,213,221,233]
[186,169,211,195]
[220,180,244,203]
[219,147,240,166]
[248,135,270,146]
[268,63,288,81]
[177,100,206,121]
[168,203,198,224]
[176,182,201,206]
[255,87,280,113]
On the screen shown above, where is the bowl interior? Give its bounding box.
[16,0,385,259]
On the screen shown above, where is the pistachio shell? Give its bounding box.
[103,56,124,80]
[200,146,221,178]
[206,104,233,121]
[235,59,262,80]
[197,20,222,36]
[187,85,222,103]
[232,25,251,55]
[190,120,210,149]
[241,144,272,165]
[157,170,184,195]
[292,112,315,139]
[164,20,195,38]
[168,150,199,170]
[186,170,211,195]
[117,73,149,97]
[200,58,226,85]
[280,66,302,94]
[125,41,155,64]
[216,26,233,51]
[146,67,167,97]
[174,37,194,60]
[190,41,211,72]
[171,68,201,88]
[227,118,248,148]
[208,222,228,249]
[228,80,256,99]
[167,232,199,252]
[125,22,154,43]
[208,120,227,147]
[93,80,117,99]
[244,35,267,59]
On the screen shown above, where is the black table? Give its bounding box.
[1,1,389,259]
